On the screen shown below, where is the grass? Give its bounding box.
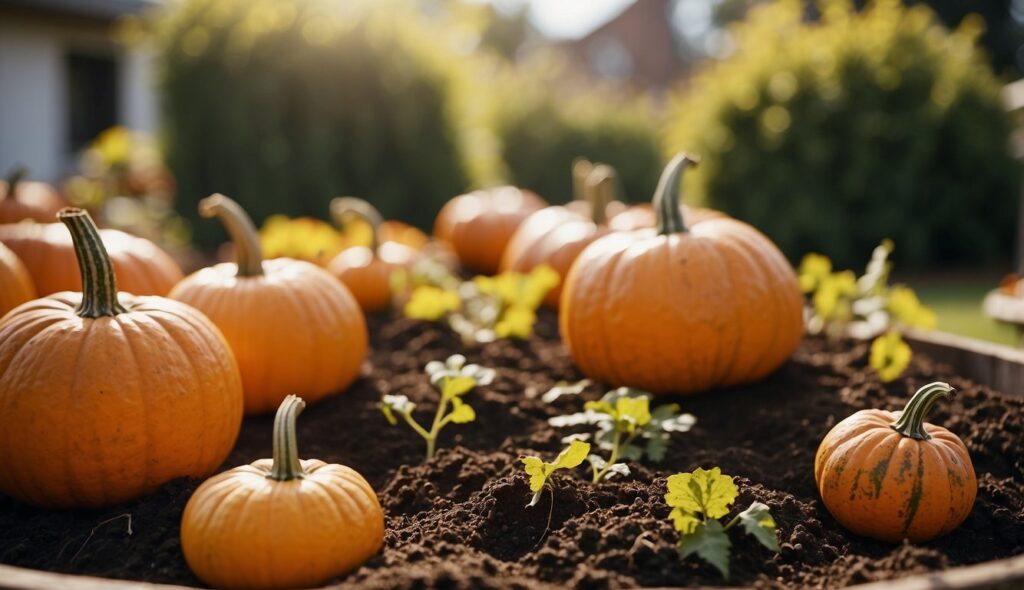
[906,272,1019,346]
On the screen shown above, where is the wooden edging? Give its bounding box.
[2,329,1023,590]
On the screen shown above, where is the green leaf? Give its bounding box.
[584,400,615,416]
[442,376,477,399]
[737,502,780,552]
[553,439,591,469]
[521,440,591,507]
[679,520,732,580]
[447,397,476,423]
[616,396,651,430]
[665,467,738,520]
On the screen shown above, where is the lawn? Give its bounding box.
[907,272,1019,346]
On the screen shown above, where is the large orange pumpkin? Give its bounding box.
[560,154,804,394]
[181,395,384,590]
[815,381,976,542]
[433,186,546,274]
[0,222,183,296]
[606,202,725,231]
[0,241,34,316]
[328,197,419,312]
[0,167,65,224]
[170,194,368,415]
[500,166,616,308]
[0,208,243,508]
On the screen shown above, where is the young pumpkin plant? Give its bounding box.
[665,467,779,580]
[521,439,591,507]
[381,354,496,460]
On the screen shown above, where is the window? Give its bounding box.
[67,52,118,153]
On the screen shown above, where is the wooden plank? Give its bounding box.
[847,554,1024,590]
[0,565,194,590]
[905,328,1024,396]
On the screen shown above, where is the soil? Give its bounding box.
[1,311,1023,589]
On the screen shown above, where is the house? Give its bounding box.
[0,0,159,182]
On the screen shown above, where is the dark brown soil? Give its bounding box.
[1,311,1023,589]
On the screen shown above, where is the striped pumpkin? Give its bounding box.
[814,382,976,542]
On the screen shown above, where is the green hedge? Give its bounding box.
[667,0,1020,268]
[153,0,470,247]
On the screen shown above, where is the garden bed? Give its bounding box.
[1,312,1023,589]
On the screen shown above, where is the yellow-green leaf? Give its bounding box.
[521,264,560,309]
[404,286,460,321]
[798,253,831,293]
[553,439,591,470]
[447,397,476,424]
[665,467,738,520]
[442,376,477,399]
[616,396,651,430]
[522,456,547,493]
[670,507,702,534]
[870,330,911,382]
[495,304,536,339]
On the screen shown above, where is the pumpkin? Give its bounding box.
[170,194,368,415]
[0,221,183,296]
[815,382,976,542]
[433,186,547,274]
[0,208,242,508]
[0,241,34,316]
[500,165,616,308]
[560,153,804,394]
[181,395,384,590]
[331,199,429,252]
[606,202,726,231]
[0,167,65,224]
[328,197,419,312]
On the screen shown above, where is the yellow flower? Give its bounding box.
[495,305,535,339]
[870,330,912,382]
[474,264,559,310]
[887,285,936,330]
[92,126,132,167]
[798,253,832,293]
[812,270,857,320]
[404,286,460,321]
[259,215,346,264]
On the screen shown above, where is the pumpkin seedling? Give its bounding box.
[549,388,696,483]
[665,467,779,580]
[521,439,591,507]
[381,354,495,460]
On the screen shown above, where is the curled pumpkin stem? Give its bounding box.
[571,158,594,203]
[653,153,699,236]
[331,197,384,253]
[59,207,127,318]
[199,194,264,277]
[269,395,307,481]
[890,381,955,440]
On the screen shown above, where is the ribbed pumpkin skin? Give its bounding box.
[0,293,243,508]
[170,259,368,414]
[500,206,609,308]
[0,179,64,223]
[328,242,418,312]
[433,186,546,274]
[0,223,183,296]
[560,218,803,394]
[0,241,34,316]
[814,408,976,542]
[181,458,384,590]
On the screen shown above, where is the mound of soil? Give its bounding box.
[1,311,1022,589]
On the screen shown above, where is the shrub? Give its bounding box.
[149,0,470,248]
[666,0,1020,268]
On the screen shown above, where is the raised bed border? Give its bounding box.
[1,329,1023,590]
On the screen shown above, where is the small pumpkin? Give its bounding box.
[0,167,65,224]
[0,208,243,508]
[0,241,34,316]
[0,221,184,296]
[181,395,384,590]
[500,165,616,308]
[332,199,429,252]
[560,153,804,394]
[815,382,977,542]
[170,194,368,415]
[433,186,547,274]
[327,197,419,312]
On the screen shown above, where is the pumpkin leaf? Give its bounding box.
[737,502,780,552]
[615,396,651,432]
[521,440,591,507]
[446,397,476,424]
[665,467,737,521]
[541,379,591,403]
[869,330,912,382]
[553,439,591,470]
[679,520,732,580]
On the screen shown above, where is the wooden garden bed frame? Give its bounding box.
[1,329,1022,590]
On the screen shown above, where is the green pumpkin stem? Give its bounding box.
[890,382,955,440]
[653,153,699,236]
[269,395,307,481]
[331,196,384,253]
[199,194,264,277]
[585,164,616,226]
[571,158,594,203]
[59,208,127,318]
[5,166,27,200]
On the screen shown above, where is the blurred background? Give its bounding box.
[1,0,1023,342]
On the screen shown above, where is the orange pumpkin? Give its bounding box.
[0,208,242,508]
[0,222,183,296]
[0,167,65,224]
[433,186,547,274]
[815,382,976,542]
[606,202,725,231]
[0,241,34,316]
[328,197,419,312]
[560,154,803,394]
[170,194,368,415]
[500,165,616,308]
[181,395,384,590]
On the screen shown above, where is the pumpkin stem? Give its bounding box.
[653,153,699,236]
[331,196,384,253]
[890,381,955,440]
[5,166,27,201]
[269,395,307,481]
[199,194,264,277]
[585,164,616,226]
[571,158,594,203]
[59,208,127,318]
